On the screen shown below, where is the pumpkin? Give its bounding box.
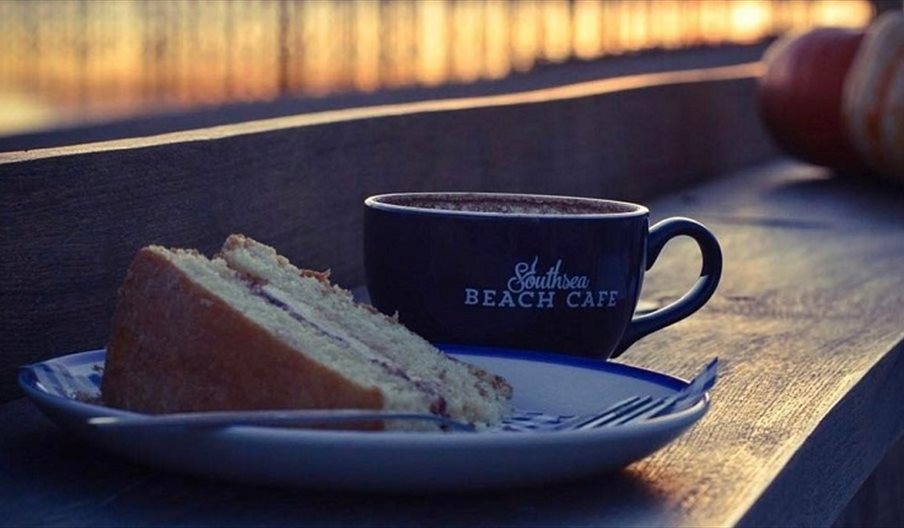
[842,11,904,184]
[757,27,865,171]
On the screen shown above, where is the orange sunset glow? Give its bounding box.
[0,0,875,136]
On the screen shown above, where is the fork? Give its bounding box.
[87,358,717,433]
[499,357,718,432]
[560,357,718,430]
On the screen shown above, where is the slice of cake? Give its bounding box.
[100,235,512,430]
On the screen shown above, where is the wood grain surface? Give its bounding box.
[0,64,774,404]
[631,162,904,526]
[2,160,903,527]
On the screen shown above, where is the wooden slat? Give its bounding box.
[0,44,770,152]
[0,63,763,164]
[835,436,904,527]
[621,162,904,526]
[1,160,902,527]
[0,64,774,403]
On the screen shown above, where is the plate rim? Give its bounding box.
[18,347,710,443]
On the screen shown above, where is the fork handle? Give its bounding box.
[88,409,476,432]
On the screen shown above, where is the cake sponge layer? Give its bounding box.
[101,236,512,429]
[101,247,387,415]
[220,234,512,425]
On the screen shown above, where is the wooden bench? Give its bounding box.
[2,62,902,527]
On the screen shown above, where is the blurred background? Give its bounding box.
[0,0,879,141]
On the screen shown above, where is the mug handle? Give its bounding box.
[611,217,722,358]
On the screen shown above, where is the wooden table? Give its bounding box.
[3,159,903,527]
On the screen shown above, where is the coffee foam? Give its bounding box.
[378,194,638,216]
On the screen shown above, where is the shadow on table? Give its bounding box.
[763,169,904,227]
[1,403,670,527]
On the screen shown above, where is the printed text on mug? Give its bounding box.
[463,257,619,309]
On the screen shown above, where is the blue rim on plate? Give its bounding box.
[18,346,708,436]
[17,347,712,491]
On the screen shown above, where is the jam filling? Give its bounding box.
[246,280,450,417]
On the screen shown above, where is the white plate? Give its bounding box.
[18,346,710,492]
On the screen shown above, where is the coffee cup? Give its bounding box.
[364,192,721,359]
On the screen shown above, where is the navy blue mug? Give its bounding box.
[364,193,722,359]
